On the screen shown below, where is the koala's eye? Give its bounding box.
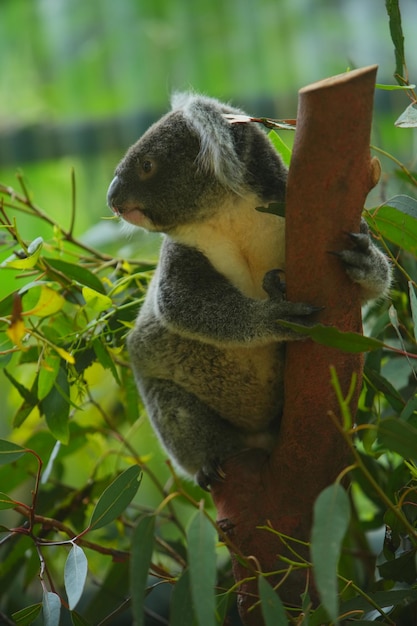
[142,160,153,174]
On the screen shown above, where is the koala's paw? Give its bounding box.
[196,459,226,491]
[333,220,391,301]
[262,269,286,299]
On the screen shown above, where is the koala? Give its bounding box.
[107,93,391,489]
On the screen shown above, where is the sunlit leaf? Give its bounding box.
[64,544,88,610]
[38,352,61,401]
[23,286,65,317]
[130,515,155,626]
[259,576,288,625]
[42,591,61,626]
[54,346,75,365]
[89,465,142,531]
[376,83,416,90]
[1,237,43,269]
[0,439,26,465]
[82,286,112,313]
[6,317,27,349]
[187,508,217,626]
[12,603,42,626]
[311,483,350,622]
[268,129,292,166]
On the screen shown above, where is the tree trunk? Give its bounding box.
[211,65,379,624]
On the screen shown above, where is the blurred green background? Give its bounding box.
[0,0,416,431]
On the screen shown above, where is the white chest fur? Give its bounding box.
[171,194,285,299]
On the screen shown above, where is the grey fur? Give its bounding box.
[107,93,391,488]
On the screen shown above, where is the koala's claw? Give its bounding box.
[347,231,370,253]
[196,459,226,491]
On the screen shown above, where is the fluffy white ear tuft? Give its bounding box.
[170,92,247,196]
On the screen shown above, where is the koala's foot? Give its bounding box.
[331,219,391,302]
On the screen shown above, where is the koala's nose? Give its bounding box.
[107,175,121,213]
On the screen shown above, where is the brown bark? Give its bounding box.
[211,66,379,624]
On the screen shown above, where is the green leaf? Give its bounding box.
[1,236,43,269]
[38,352,61,401]
[378,417,417,458]
[385,0,405,82]
[256,201,286,217]
[46,257,106,294]
[277,321,383,352]
[42,365,70,444]
[382,194,417,217]
[82,286,112,313]
[376,83,416,90]
[311,483,350,622]
[378,549,417,584]
[409,282,417,341]
[170,570,198,626]
[130,515,155,626]
[70,611,92,626]
[187,509,217,626]
[3,368,38,405]
[258,576,288,625]
[89,465,142,531]
[12,603,42,626]
[365,368,405,413]
[64,544,88,610]
[42,591,61,626]
[341,588,417,615]
[0,491,17,509]
[0,439,26,465]
[369,197,417,256]
[268,129,292,166]
[92,338,120,384]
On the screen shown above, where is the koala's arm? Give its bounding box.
[154,240,316,346]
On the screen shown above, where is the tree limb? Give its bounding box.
[211,65,379,624]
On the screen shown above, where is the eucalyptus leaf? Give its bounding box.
[130,515,155,626]
[0,439,26,465]
[64,544,88,610]
[258,576,288,625]
[89,465,142,531]
[42,591,61,626]
[311,484,350,622]
[378,417,417,458]
[187,509,217,626]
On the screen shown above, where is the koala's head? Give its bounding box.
[107,93,286,233]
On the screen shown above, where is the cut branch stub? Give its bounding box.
[211,65,379,625]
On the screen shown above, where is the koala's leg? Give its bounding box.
[140,378,259,489]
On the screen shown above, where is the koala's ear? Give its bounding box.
[171,92,247,196]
